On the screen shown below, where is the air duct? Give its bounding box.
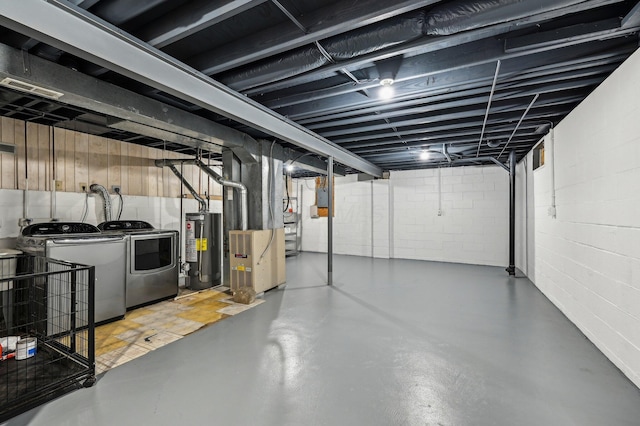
[425,0,584,35]
[220,0,586,91]
[220,11,426,91]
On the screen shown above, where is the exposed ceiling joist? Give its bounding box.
[504,18,633,53]
[238,0,629,94]
[268,37,635,119]
[0,43,253,150]
[188,0,441,75]
[140,0,268,49]
[0,0,382,177]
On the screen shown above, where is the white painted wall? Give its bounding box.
[515,155,536,279]
[298,164,510,267]
[298,175,381,257]
[527,45,640,389]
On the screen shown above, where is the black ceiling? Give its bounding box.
[0,0,638,173]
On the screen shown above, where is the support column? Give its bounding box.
[506,150,516,276]
[327,156,334,286]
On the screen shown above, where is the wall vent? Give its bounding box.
[0,142,16,154]
[0,77,64,100]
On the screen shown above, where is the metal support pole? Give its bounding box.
[327,156,334,286]
[506,150,516,276]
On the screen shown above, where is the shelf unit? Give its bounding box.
[283,196,300,256]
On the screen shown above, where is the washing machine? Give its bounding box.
[98,221,178,309]
[16,222,127,326]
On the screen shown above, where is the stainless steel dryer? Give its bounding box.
[98,221,178,309]
[16,222,127,326]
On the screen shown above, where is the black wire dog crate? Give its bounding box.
[0,255,96,422]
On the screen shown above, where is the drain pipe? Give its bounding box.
[506,150,516,276]
[166,165,207,212]
[89,183,112,222]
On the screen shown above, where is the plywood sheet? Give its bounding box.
[74,132,89,192]
[88,135,108,187]
[107,139,121,191]
[53,127,66,190]
[64,129,75,192]
[0,117,16,189]
[128,143,143,196]
[37,123,50,191]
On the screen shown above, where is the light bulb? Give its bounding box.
[286,164,294,172]
[420,151,430,160]
[379,78,395,100]
[379,85,394,100]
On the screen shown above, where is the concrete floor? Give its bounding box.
[5,253,640,425]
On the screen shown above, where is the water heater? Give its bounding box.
[185,212,222,290]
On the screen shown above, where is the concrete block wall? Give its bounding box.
[391,166,508,266]
[298,164,509,267]
[295,175,388,257]
[530,46,640,388]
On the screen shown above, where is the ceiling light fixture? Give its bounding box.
[286,163,295,172]
[420,150,430,160]
[379,77,395,100]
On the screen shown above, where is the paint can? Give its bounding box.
[15,337,37,360]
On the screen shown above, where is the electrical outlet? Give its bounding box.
[111,185,121,193]
[55,180,63,191]
[79,182,87,192]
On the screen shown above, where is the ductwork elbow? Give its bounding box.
[217,178,248,231]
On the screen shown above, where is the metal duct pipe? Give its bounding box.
[217,179,248,231]
[192,159,248,232]
[166,165,207,212]
[156,158,249,230]
[506,150,516,276]
[89,183,112,222]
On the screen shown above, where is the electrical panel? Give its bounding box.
[229,229,286,293]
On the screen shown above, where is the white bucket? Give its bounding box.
[15,337,37,360]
